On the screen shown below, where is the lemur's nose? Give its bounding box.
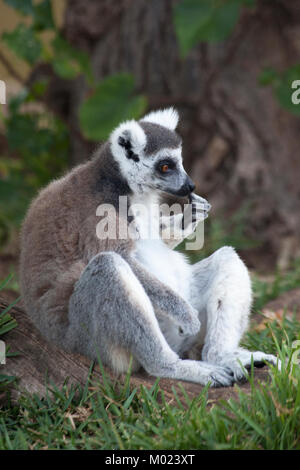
[185,176,195,194]
[173,175,196,197]
[188,180,195,193]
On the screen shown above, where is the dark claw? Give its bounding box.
[245,361,267,370]
[254,361,267,368]
[237,375,248,384]
[224,367,234,377]
[212,379,223,388]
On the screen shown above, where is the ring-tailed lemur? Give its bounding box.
[20,108,280,387]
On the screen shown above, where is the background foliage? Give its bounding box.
[0,0,299,261]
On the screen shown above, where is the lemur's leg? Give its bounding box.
[189,246,280,381]
[66,251,235,386]
[160,194,210,249]
[124,254,201,355]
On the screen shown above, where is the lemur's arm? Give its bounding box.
[160,193,211,249]
[122,252,199,331]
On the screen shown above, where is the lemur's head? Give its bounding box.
[109,108,195,197]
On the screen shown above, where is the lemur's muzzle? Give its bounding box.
[172,175,195,197]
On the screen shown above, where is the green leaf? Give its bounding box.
[0,374,16,384]
[0,374,17,390]
[51,56,79,80]
[0,297,21,318]
[4,0,55,30]
[8,81,48,114]
[258,67,279,86]
[29,79,49,99]
[259,64,300,116]
[2,24,42,65]
[79,74,147,141]
[0,274,14,292]
[33,0,55,31]
[8,89,30,114]
[174,0,253,57]
[0,178,34,225]
[4,0,34,15]
[275,64,300,116]
[0,318,17,336]
[51,35,93,83]
[6,114,37,152]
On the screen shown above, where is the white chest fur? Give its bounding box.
[129,193,191,300]
[129,194,195,355]
[134,239,191,301]
[134,240,195,355]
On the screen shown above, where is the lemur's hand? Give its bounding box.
[190,192,211,221]
[182,193,211,231]
[160,192,211,249]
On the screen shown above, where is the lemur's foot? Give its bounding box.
[207,348,281,382]
[200,363,236,388]
[172,359,237,387]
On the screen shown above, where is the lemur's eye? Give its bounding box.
[157,159,175,174]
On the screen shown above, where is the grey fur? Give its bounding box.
[20,109,280,388]
[65,251,235,385]
[139,121,182,155]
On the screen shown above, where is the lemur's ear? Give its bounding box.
[110,120,146,162]
[141,107,179,131]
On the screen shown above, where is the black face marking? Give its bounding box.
[156,158,177,175]
[118,136,140,162]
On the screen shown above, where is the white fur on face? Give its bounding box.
[141,107,179,131]
[109,111,183,195]
[110,120,146,160]
[110,119,183,195]
[110,120,147,193]
[153,146,183,167]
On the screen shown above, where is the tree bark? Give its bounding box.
[45,0,300,270]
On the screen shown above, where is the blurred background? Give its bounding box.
[0,0,299,293]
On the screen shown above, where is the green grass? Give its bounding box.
[252,258,300,312]
[0,268,300,450]
[0,275,19,390]
[0,329,299,450]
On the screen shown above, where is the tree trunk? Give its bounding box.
[48,0,300,270]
